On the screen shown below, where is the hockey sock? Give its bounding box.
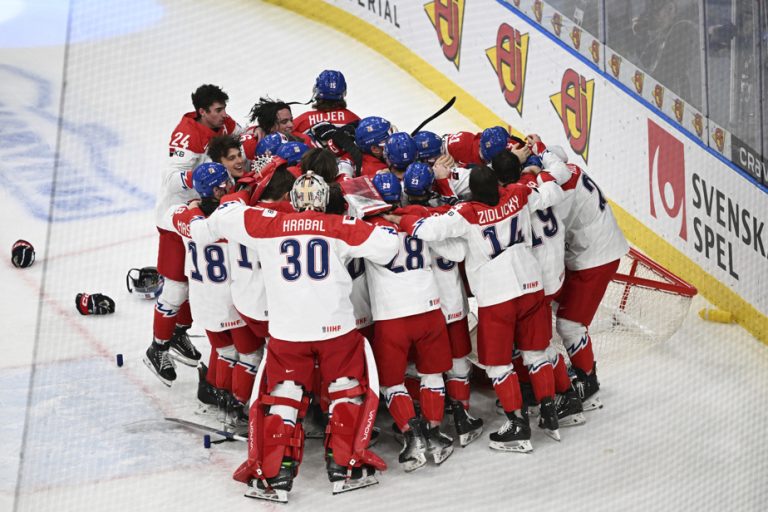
[404,376,421,403]
[176,300,193,327]
[383,385,417,431]
[419,374,446,425]
[233,351,260,404]
[553,354,572,393]
[152,306,178,342]
[568,334,595,374]
[528,361,556,402]
[206,350,218,386]
[488,368,522,413]
[445,357,472,408]
[512,350,531,383]
[215,345,238,392]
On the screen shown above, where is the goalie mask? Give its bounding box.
[290,171,329,212]
[126,266,163,299]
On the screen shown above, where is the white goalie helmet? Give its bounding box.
[290,171,330,212]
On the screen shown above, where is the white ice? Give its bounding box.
[1,1,767,511]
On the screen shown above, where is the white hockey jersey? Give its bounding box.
[365,217,443,322]
[558,164,629,270]
[162,204,244,332]
[188,201,399,341]
[400,177,565,307]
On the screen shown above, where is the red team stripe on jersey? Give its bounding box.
[561,164,583,191]
[242,208,376,246]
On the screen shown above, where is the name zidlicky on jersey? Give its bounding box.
[477,194,521,224]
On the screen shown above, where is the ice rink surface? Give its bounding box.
[1,1,767,511]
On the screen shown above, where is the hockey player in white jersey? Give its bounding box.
[399,164,483,446]
[527,136,629,411]
[387,160,569,452]
[181,171,398,501]
[146,85,241,385]
[367,172,455,471]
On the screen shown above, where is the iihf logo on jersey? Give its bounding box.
[648,119,687,240]
[424,0,465,69]
[550,69,594,164]
[485,23,529,116]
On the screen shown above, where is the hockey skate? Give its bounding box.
[326,450,379,495]
[243,457,295,504]
[489,412,533,453]
[398,418,428,472]
[537,397,561,441]
[424,425,454,465]
[196,363,220,415]
[223,394,249,433]
[167,325,201,367]
[573,363,603,411]
[143,340,176,386]
[556,387,586,427]
[450,400,483,447]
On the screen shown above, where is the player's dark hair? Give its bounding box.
[301,148,338,183]
[312,98,348,111]
[192,84,229,113]
[248,97,291,132]
[470,166,500,206]
[207,134,241,163]
[261,165,296,201]
[325,183,347,215]
[490,150,522,185]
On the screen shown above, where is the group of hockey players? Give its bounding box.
[142,70,629,502]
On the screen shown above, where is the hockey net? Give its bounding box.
[468,248,697,365]
[561,247,698,362]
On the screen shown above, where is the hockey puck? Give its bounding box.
[116,354,124,367]
[203,434,211,449]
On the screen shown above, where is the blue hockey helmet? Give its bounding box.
[372,171,402,203]
[355,116,392,151]
[403,162,435,197]
[192,162,230,197]
[276,141,309,166]
[313,70,347,101]
[383,132,418,171]
[479,126,510,162]
[413,131,443,161]
[256,132,287,156]
[522,153,543,169]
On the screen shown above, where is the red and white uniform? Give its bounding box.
[155,112,240,227]
[293,108,360,136]
[444,131,483,167]
[188,201,399,342]
[359,153,389,178]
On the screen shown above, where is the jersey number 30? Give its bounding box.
[281,238,330,281]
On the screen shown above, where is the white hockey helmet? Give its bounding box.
[290,171,330,212]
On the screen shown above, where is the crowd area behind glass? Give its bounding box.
[539,0,767,188]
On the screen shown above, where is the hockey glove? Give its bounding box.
[76,293,116,315]
[310,121,338,144]
[11,239,35,268]
[235,172,258,192]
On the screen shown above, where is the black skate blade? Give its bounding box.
[142,357,172,387]
[244,486,288,503]
[332,475,378,494]
[168,351,199,367]
[488,439,533,453]
[582,396,603,411]
[458,426,483,447]
[559,413,586,427]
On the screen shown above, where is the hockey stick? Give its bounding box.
[410,96,456,136]
[165,417,247,442]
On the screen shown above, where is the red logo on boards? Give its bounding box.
[589,41,600,63]
[425,0,466,69]
[648,119,687,240]
[550,69,594,163]
[570,26,582,49]
[609,54,621,78]
[486,23,530,115]
[533,1,543,22]
[551,13,563,36]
